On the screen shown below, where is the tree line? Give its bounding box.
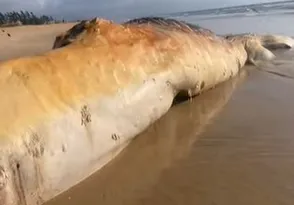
[0,10,63,26]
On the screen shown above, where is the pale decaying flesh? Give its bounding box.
[223,33,294,64]
[0,17,291,205]
[224,32,294,49]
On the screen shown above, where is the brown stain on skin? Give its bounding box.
[14,71,30,85]
[200,81,205,90]
[23,132,44,159]
[14,132,45,204]
[80,105,94,146]
[80,105,91,126]
[9,160,27,205]
[62,144,66,153]
[111,134,120,141]
[0,170,7,204]
[0,166,7,190]
[230,70,234,78]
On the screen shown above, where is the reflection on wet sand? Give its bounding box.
[45,68,248,205]
[259,50,294,80]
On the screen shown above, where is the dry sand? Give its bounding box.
[0,23,75,61]
[1,22,294,205]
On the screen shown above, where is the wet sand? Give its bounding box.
[1,16,294,205]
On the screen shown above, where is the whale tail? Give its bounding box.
[244,38,276,65]
[260,34,294,50]
[224,34,276,65]
[224,33,294,64]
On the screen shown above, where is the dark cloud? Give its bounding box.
[0,0,276,21]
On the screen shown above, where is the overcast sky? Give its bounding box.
[0,0,277,20]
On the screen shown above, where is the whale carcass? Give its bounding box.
[0,17,289,205]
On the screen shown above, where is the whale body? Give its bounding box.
[0,17,281,205]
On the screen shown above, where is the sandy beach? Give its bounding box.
[1,13,294,205]
[0,23,75,61]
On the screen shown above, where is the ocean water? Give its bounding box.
[169,0,294,35]
[167,0,294,21]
